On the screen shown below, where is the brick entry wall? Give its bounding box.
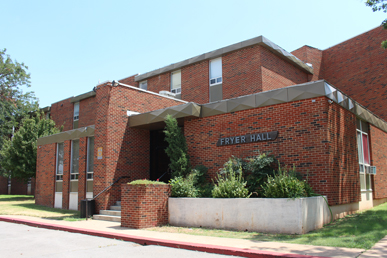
[121,183,170,229]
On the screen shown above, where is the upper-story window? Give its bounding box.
[171,70,181,94]
[210,57,222,86]
[139,81,147,90]
[73,102,79,129]
[357,119,372,190]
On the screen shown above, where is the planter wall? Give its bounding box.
[169,196,330,234]
[121,184,170,229]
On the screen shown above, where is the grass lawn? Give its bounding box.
[147,202,387,250]
[0,195,83,221]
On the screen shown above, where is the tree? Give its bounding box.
[163,114,191,178]
[366,0,387,48]
[0,113,60,181]
[0,48,38,175]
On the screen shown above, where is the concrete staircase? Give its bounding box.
[93,201,121,222]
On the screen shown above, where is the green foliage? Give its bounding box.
[261,164,313,198]
[366,0,387,48]
[0,49,38,175]
[191,165,213,197]
[170,174,198,197]
[244,153,276,196]
[0,112,59,181]
[163,114,191,178]
[129,179,166,185]
[212,160,251,198]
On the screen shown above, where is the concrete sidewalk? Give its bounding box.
[0,215,375,258]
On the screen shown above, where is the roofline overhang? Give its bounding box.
[37,125,95,146]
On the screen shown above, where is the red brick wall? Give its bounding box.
[327,102,360,205]
[10,179,28,195]
[185,96,360,205]
[121,184,170,228]
[77,138,87,209]
[62,141,71,209]
[222,45,262,99]
[0,176,8,195]
[79,97,96,128]
[50,98,73,131]
[321,27,387,120]
[146,73,171,94]
[261,46,308,91]
[291,46,323,82]
[119,75,138,87]
[93,83,184,212]
[35,143,56,207]
[181,60,209,104]
[369,125,387,199]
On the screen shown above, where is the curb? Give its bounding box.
[0,216,329,258]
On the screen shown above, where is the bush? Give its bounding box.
[191,165,213,197]
[244,153,276,196]
[212,160,251,198]
[261,164,313,198]
[170,174,198,197]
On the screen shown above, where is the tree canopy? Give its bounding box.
[0,48,38,176]
[0,113,60,181]
[366,0,387,48]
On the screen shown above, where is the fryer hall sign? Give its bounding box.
[216,131,278,147]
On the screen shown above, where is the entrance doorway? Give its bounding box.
[150,130,171,183]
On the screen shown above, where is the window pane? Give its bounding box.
[357,132,363,164]
[74,102,80,117]
[57,143,64,175]
[71,140,79,174]
[87,137,94,172]
[362,134,369,164]
[361,121,369,133]
[366,174,371,190]
[360,173,366,190]
[171,71,181,90]
[210,58,222,79]
[140,81,147,90]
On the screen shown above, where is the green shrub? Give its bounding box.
[170,174,198,197]
[219,155,246,175]
[129,179,166,185]
[244,153,276,196]
[212,160,251,198]
[261,164,313,198]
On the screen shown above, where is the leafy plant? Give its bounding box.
[129,179,166,185]
[170,174,198,197]
[164,114,191,178]
[244,153,276,196]
[212,160,251,198]
[219,155,246,175]
[261,164,313,198]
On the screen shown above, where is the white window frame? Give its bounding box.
[73,102,80,121]
[209,57,222,86]
[56,143,64,181]
[357,121,372,191]
[139,80,148,90]
[171,70,181,94]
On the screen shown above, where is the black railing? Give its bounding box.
[85,176,130,220]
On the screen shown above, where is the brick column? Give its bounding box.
[121,184,170,229]
[78,137,87,209]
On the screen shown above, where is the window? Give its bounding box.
[171,70,181,94]
[210,57,222,85]
[70,140,79,180]
[357,119,372,190]
[139,81,147,90]
[86,137,94,194]
[73,102,79,129]
[56,143,64,181]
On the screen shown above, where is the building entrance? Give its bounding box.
[150,130,171,183]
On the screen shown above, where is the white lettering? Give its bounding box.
[235,137,240,144]
[225,138,230,145]
[267,133,271,140]
[250,134,255,142]
[241,136,246,143]
[230,137,234,144]
[220,138,224,145]
[256,134,262,141]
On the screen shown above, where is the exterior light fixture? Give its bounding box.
[112,80,119,87]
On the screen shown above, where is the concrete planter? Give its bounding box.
[169,196,330,234]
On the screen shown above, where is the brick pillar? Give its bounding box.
[78,137,87,210]
[62,140,71,210]
[121,184,170,229]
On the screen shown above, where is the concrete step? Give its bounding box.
[110,205,121,211]
[93,214,121,222]
[100,210,121,216]
[116,201,121,206]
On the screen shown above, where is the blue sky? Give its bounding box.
[2,0,386,107]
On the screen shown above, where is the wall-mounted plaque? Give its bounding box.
[217,131,278,147]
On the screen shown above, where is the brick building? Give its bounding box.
[35,26,387,218]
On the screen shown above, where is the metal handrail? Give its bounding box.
[92,176,130,200]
